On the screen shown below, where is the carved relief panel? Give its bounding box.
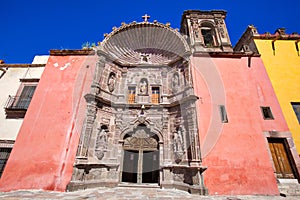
[100,63,122,95]
[124,67,164,104]
[214,17,231,44]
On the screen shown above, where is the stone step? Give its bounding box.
[278,181,300,196]
[118,182,160,188]
[1,187,300,200]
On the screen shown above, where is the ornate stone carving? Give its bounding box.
[172,72,180,93]
[191,19,200,39]
[94,127,108,160]
[133,129,148,138]
[151,118,163,131]
[107,72,116,92]
[80,102,98,157]
[173,127,185,163]
[139,78,148,95]
[215,18,225,38]
[86,103,97,118]
[137,115,146,124]
[71,168,85,181]
[69,27,207,193]
[173,168,185,182]
[124,129,158,151]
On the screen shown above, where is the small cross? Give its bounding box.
[142,14,150,22]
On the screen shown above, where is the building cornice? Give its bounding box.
[193,52,260,58]
[50,49,96,56]
[0,64,45,68]
[253,34,300,40]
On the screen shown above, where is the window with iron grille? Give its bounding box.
[15,85,36,109]
[4,79,38,118]
[0,148,12,178]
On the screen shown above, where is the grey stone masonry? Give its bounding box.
[1,187,300,200]
[278,182,300,196]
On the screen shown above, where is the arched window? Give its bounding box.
[200,23,218,47]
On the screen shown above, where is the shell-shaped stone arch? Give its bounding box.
[100,21,190,65]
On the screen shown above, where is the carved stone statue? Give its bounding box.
[172,73,180,92]
[174,127,184,163]
[95,128,108,160]
[107,73,116,92]
[139,79,148,95]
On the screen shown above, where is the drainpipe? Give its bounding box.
[271,38,278,56]
[295,40,300,56]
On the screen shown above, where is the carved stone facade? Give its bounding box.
[67,15,208,195]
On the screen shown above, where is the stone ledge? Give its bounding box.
[50,49,96,56]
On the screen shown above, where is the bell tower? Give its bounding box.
[180,10,233,52]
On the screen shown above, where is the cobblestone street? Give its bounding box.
[0,187,299,200]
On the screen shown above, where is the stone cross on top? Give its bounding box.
[142,14,150,22]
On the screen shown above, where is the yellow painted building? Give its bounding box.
[235,26,300,154]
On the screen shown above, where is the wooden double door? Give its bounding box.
[122,150,159,184]
[268,138,297,179]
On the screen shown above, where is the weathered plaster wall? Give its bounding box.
[0,55,96,191]
[191,56,288,195]
[0,57,46,140]
[254,39,300,154]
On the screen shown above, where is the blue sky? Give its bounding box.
[1,0,299,63]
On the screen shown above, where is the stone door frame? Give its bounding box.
[119,123,163,185]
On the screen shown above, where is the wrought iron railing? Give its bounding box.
[4,95,30,110]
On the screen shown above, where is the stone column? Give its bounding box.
[184,101,202,166]
[82,101,98,157]
[162,108,171,164]
[90,54,106,95]
[76,53,106,158]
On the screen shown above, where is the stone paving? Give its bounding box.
[0,187,300,200]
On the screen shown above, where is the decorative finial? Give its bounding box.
[166,22,171,27]
[121,22,126,26]
[142,14,150,22]
[104,33,108,38]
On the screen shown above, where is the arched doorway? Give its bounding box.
[121,125,159,184]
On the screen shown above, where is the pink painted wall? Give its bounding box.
[0,55,96,191]
[191,56,288,195]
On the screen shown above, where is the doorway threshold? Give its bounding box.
[118,182,160,188]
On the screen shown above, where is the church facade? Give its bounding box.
[1,10,299,195]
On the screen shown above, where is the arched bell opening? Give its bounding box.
[121,124,160,184]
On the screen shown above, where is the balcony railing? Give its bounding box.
[4,95,31,118]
